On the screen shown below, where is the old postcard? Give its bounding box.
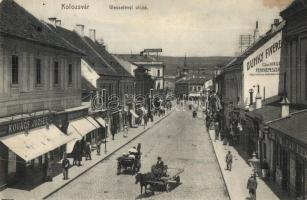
[0,0,305,199]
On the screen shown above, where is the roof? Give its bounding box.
[280,0,307,19]
[116,54,158,63]
[246,101,307,123]
[0,0,83,55]
[222,21,285,73]
[269,109,307,145]
[53,26,118,76]
[84,37,133,78]
[176,77,208,85]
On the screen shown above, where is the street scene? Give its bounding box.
[1,0,307,199]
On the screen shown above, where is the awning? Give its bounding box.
[95,117,106,127]
[130,109,139,118]
[0,124,74,162]
[69,117,97,137]
[85,116,101,128]
[66,138,79,154]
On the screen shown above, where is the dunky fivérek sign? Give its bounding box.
[243,31,282,106]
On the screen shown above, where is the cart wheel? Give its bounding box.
[165,183,170,192]
[151,190,155,195]
[176,176,180,183]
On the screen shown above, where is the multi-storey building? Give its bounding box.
[0,0,104,188]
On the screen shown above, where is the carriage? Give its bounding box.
[117,144,141,175]
[117,153,141,175]
[135,166,184,195]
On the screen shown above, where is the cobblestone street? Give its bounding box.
[48,110,229,200]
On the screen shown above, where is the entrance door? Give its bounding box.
[296,158,304,197]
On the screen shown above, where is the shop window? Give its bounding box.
[36,59,42,84]
[54,61,59,84]
[68,64,73,85]
[11,55,19,84]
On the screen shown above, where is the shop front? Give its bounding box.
[65,116,101,155]
[0,113,74,188]
[269,131,306,197]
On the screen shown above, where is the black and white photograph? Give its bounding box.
[0,0,306,199]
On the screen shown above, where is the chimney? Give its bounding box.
[281,96,290,118]
[74,24,84,37]
[96,38,106,49]
[271,19,280,32]
[255,85,262,109]
[48,17,57,27]
[55,19,61,27]
[89,29,96,41]
[254,21,260,42]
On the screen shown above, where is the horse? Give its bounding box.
[135,172,153,195]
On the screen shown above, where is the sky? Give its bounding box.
[7,0,292,56]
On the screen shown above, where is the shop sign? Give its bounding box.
[7,115,52,135]
[242,31,282,106]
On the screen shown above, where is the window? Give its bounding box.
[54,62,59,84]
[68,64,73,84]
[36,59,41,84]
[11,55,18,84]
[157,69,160,77]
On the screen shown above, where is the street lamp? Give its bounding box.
[248,152,260,176]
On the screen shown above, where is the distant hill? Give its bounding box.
[159,56,234,76]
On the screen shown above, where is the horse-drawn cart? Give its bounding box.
[135,167,184,195]
[117,154,141,175]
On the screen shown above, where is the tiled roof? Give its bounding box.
[269,109,307,145]
[53,26,118,76]
[84,37,133,78]
[0,0,83,55]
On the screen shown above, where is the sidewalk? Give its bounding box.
[207,129,294,200]
[0,111,173,200]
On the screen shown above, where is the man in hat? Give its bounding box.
[247,173,257,200]
[225,151,233,171]
[62,153,70,180]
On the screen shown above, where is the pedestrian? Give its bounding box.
[214,122,219,141]
[111,126,115,140]
[144,114,148,126]
[85,142,92,160]
[62,153,70,180]
[76,141,82,166]
[225,151,233,171]
[96,139,101,155]
[247,174,257,200]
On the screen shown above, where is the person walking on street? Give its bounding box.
[247,173,258,200]
[96,139,101,155]
[62,153,70,180]
[225,151,233,171]
[85,142,92,160]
